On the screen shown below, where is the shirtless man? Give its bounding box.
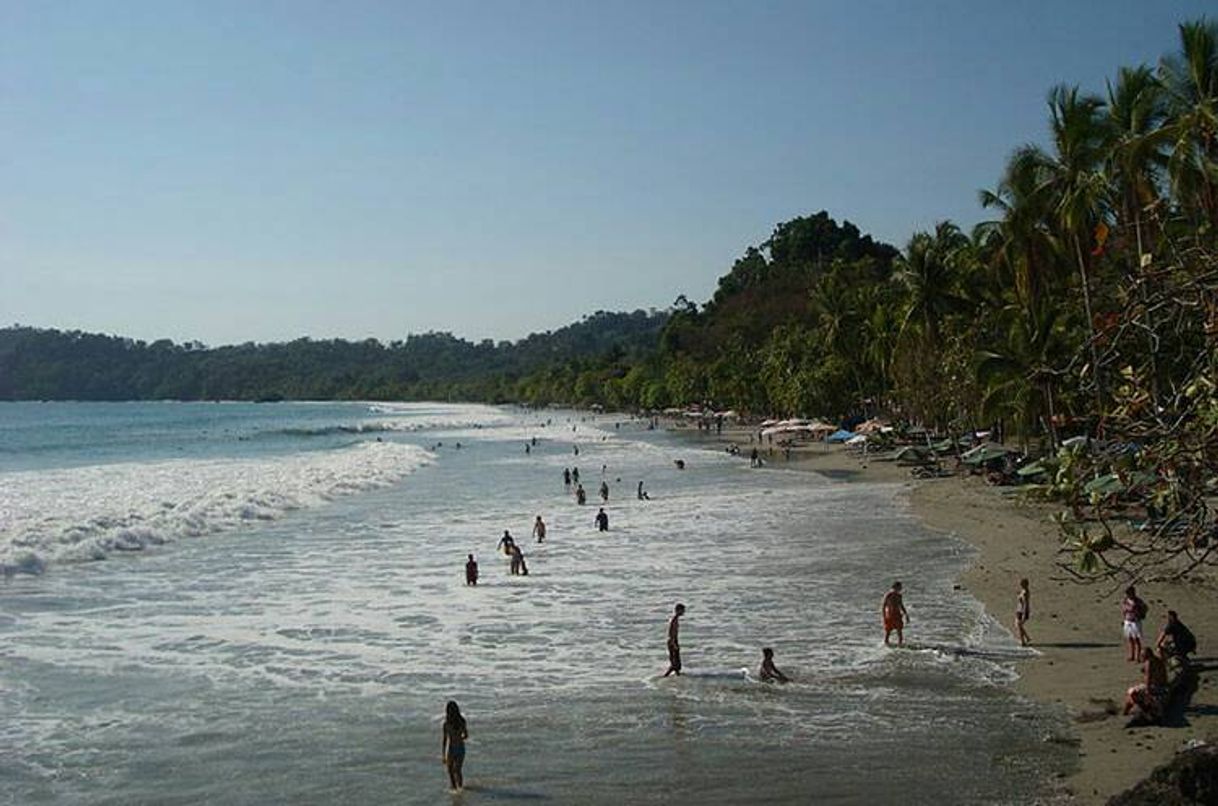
[532,515,547,543]
[1124,647,1169,718]
[663,603,686,677]
[882,581,909,646]
[758,647,790,683]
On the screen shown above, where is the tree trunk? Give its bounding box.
[1073,234,1105,420]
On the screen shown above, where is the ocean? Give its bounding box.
[0,402,1071,804]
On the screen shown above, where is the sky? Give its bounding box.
[1,1,1213,346]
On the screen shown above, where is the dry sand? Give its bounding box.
[680,423,1218,804]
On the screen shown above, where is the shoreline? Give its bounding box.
[669,422,1216,804]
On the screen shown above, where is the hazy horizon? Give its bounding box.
[4,1,1212,345]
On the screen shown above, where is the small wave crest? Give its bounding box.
[0,441,432,575]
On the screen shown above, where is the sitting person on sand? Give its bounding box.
[1123,647,1168,720]
[1157,610,1197,661]
[882,581,909,646]
[758,647,790,683]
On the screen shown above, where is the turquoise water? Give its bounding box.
[0,402,1070,804]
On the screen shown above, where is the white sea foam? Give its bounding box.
[0,441,432,573]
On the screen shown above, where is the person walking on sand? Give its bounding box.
[595,507,609,532]
[532,515,547,543]
[663,603,686,677]
[1015,578,1031,646]
[882,581,909,646]
[1122,585,1149,662]
[441,700,468,792]
[758,648,790,683]
[465,554,478,586]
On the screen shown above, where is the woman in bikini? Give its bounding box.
[441,700,468,792]
[1015,578,1031,646]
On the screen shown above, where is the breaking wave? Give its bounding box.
[0,441,432,575]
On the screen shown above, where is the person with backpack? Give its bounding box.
[1121,585,1149,662]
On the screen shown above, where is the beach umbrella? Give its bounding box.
[826,429,855,444]
[845,434,869,446]
[893,445,931,461]
[1016,459,1051,479]
[961,443,1014,465]
[759,419,779,427]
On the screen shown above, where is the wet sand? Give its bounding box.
[684,424,1218,804]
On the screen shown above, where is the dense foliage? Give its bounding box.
[0,309,667,402]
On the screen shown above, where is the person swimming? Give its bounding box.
[441,701,469,792]
[758,647,790,683]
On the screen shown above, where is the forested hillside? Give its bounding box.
[0,309,667,402]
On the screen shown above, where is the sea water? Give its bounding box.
[0,402,1071,804]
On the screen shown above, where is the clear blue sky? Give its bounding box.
[2,1,1211,346]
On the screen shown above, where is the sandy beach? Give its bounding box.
[688,424,1218,804]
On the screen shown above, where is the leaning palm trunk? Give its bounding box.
[1072,234,1104,416]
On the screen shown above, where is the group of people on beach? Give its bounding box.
[1118,585,1197,721]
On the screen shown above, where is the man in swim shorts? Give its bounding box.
[882,581,909,646]
[664,603,686,677]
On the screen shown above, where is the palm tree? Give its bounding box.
[1039,84,1113,412]
[895,221,969,344]
[977,301,1073,451]
[979,149,1059,308]
[1159,19,1218,227]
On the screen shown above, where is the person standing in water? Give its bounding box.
[1014,578,1031,646]
[575,484,587,505]
[563,468,571,488]
[572,467,580,484]
[510,543,528,576]
[465,554,478,586]
[882,581,909,646]
[759,648,790,683]
[595,507,609,532]
[441,700,468,792]
[663,603,686,677]
[532,515,547,543]
[497,530,516,556]
[599,480,609,503]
